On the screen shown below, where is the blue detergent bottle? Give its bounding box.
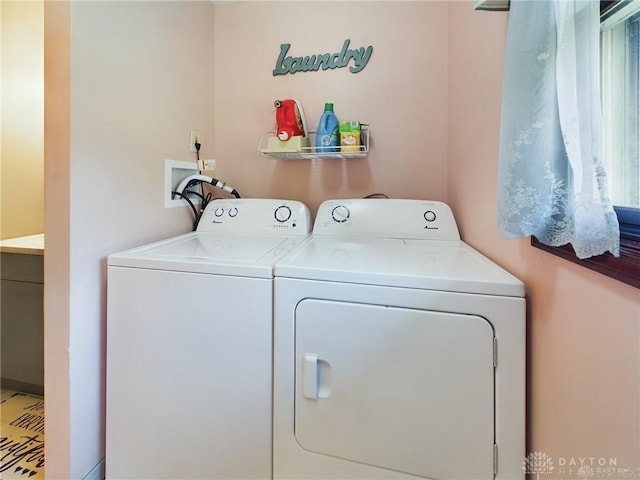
[315,103,339,153]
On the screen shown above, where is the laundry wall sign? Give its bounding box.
[272,39,373,76]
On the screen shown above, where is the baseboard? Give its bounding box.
[0,377,44,396]
[83,458,105,480]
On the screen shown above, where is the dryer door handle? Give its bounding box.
[302,353,318,400]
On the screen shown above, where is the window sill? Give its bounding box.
[531,237,640,289]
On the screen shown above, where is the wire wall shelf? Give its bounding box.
[257,127,369,160]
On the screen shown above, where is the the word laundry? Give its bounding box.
[273,39,374,76]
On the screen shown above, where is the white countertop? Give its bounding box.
[0,234,44,255]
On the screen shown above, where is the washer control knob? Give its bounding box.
[331,205,350,223]
[214,207,224,217]
[228,207,238,217]
[274,205,292,223]
[424,210,437,222]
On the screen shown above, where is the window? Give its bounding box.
[533,0,640,288]
[601,0,639,211]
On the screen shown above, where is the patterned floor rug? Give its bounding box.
[0,389,44,479]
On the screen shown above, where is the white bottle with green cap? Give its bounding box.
[315,103,339,153]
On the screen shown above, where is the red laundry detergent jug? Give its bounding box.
[274,99,307,141]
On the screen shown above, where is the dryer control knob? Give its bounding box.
[331,205,350,223]
[274,205,292,223]
[424,210,437,222]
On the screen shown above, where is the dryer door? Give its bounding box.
[294,299,495,480]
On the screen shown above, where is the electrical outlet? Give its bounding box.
[165,159,199,208]
[190,130,201,152]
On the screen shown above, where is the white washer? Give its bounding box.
[106,198,311,480]
[273,199,526,480]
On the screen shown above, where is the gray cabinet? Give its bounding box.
[1,252,44,394]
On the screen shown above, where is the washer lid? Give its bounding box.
[108,232,308,278]
[275,236,525,297]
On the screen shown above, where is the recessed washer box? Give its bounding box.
[164,159,199,208]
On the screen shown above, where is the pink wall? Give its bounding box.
[44,2,71,477]
[213,1,449,214]
[448,2,640,471]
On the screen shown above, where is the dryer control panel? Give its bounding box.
[313,199,460,240]
[197,199,312,235]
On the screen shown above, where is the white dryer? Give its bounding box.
[106,198,311,480]
[273,199,525,480]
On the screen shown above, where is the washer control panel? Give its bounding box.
[197,199,311,235]
[314,199,460,240]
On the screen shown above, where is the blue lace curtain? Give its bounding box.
[497,0,620,259]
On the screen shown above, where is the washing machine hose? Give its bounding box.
[174,174,241,199]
